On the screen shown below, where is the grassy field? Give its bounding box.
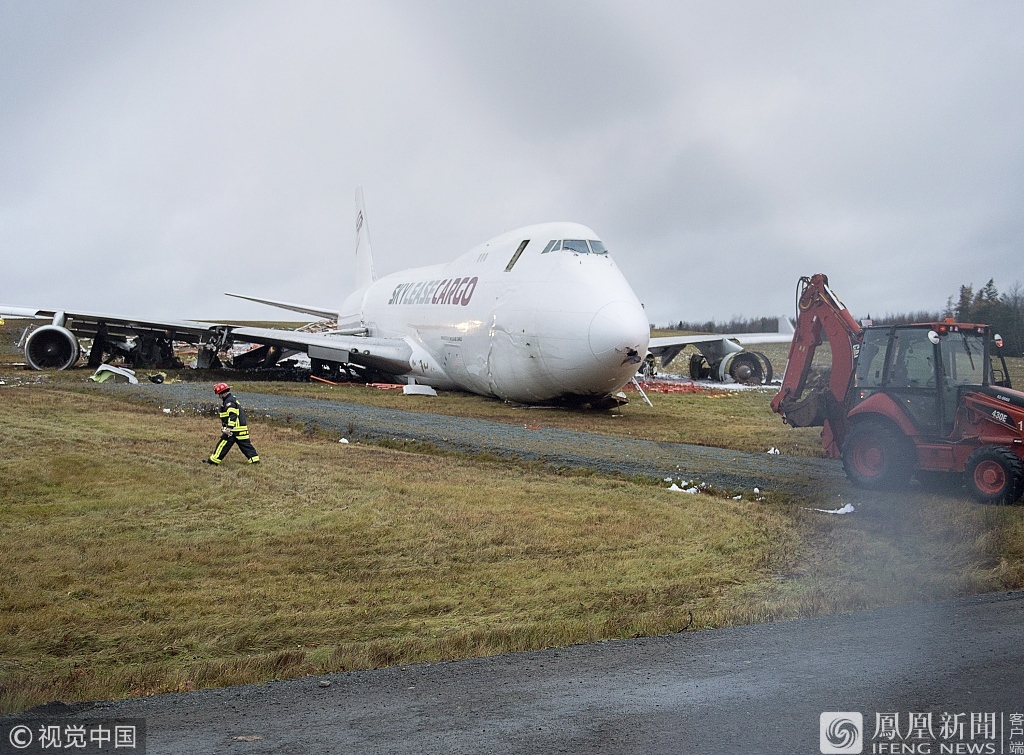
[3,319,1024,713]
[2,385,1024,713]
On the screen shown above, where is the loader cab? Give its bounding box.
[852,323,994,437]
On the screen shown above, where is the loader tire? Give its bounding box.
[965,446,1024,504]
[841,420,914,490]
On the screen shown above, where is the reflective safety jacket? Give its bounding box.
[219,394,251,440]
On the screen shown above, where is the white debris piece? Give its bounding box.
[664,477,673,482]
[767,447,781,455]
[162,408,172,414]
[754,488,760,494]
[339,438,349,444]
[732,495,742,500]
[668,484,699,494]
[807,503,856,515]
[88,364,138,384]
[403,384,437,396]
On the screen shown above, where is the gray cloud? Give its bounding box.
[1,1,1022,327]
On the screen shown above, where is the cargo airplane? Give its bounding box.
[1,190,791,406]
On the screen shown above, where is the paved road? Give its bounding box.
[6,591,1024,754]
[112,383,847,499]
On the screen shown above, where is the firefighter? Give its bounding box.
[203,382,260,465]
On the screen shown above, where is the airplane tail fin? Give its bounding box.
[355,187,377,289]
[778,316,795,335]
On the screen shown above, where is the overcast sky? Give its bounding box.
[1,1,1022,326]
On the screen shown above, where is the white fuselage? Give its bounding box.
[338,222,650,403]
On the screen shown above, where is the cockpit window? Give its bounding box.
[540,239,609,255]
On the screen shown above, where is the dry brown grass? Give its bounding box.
[0,387,800,712]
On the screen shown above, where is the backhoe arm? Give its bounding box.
[770,274,863,455]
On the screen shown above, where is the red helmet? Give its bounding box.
[214,382,231,395]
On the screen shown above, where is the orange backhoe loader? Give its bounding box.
[770,274,1024,503]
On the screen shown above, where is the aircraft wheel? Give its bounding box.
[728,352,763,385]
[965,446,1024,504]
[841,420,913,490]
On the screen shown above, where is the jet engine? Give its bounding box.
[687,349,774,385]
[24,325,80,370]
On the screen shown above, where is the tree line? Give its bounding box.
[868,280,1024,355]
[664,279,1024,355]
[663,316,788,336]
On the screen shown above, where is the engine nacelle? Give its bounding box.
[24,325,81,370]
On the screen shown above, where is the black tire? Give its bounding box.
[728,352,764,385]
[965,446,1024,504]
[841,420,914,490]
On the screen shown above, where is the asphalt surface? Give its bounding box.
[108,382,847,499]
[6,591,1024,754]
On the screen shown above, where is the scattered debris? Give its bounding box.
[668,483,700,494]
[88,365,138,384]
[625,379,729,395]
[339,438,349,444]
[319,680,332,688]
[806,503,856,515]
[231,735,264,742]
[403,384,438,396]
[162,408,172,414]
[767,447,781,455]
[732,495,742,500]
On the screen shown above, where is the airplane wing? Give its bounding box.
[224,292,339,321]
[0,304,411,376]
[229,326,411,375]
[647,317,794,383]
[0,306,227,341]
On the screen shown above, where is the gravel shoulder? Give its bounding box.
[103,382,847,499]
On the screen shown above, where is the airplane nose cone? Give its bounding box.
[589,300,649,362]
